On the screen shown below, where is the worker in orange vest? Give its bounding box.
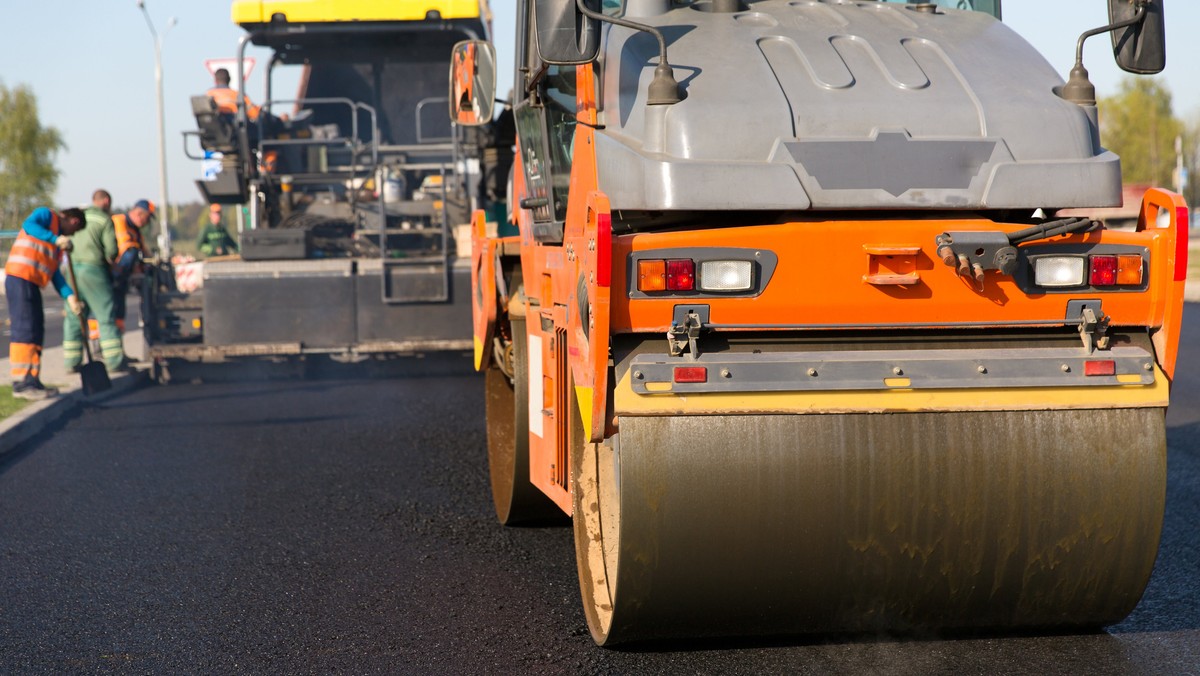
[110,199,153,333]
[4,207,86,399]
[207,68,261,121]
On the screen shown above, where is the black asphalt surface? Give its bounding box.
[1,314,1199,672]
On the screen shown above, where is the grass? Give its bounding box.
[0,386,30,418]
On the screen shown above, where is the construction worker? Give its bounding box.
[111,199,154,333]
[92,188,112,215]
[64,198,128,373]
[4,207,86,399]
[207,68,261,121]
[197,204,239,257]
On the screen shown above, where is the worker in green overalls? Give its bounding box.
[63,198,129,372]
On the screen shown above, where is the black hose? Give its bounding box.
[1007,217,1095,245]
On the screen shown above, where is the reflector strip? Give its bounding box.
[1084,360,1117,377]
[1176,205,1190,282]
[673,366,708,383]
[596,212,612,288]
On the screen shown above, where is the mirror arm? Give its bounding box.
[1073,3,1146,67]
[573,0,682,105]
[1061,3,1146,105]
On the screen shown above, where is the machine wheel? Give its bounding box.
[572,408,1166,645]
[485,317,566,525]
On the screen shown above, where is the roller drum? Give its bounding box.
[573,408,1166,644]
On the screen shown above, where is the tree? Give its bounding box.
[1099,77,1183,188]
[0,82,65,228]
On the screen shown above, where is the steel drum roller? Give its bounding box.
[573,408,1165,645]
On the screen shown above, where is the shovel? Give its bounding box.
[64,252,112,396]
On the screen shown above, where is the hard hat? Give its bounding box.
[134,199,156,216]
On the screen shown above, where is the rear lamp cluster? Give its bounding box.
[637,258,754,293]
[1033,254,1143,289]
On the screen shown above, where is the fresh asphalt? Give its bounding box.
[0,315,1197,672]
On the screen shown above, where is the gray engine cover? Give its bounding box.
[596,0,1121,212]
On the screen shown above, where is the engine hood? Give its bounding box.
[595,0,1121,212]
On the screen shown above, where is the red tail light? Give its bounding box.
[1090,255,1117,286]
[666,259,695,291]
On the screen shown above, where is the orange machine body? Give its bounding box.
[471,66,1189,516]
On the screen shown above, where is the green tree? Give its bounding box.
[0,82,65,227]
[1099,77,1183,188]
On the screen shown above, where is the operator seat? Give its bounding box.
[191,96,238,154]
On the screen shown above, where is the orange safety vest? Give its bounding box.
[207,86,261,121]
[4,217,61,288]
[112,213,147,258]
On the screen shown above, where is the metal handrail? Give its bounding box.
[415,97,452,144]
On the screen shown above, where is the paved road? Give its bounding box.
[1,318,1198,672]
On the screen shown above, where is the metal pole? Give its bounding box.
[138,2,176,257]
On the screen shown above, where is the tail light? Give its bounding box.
[1033,257,1085,287]
[1089,255,1118,286]
[665,259,695,291]
[699,260,754,291]
[1116,254,1143,285]
[1084,360,1116,376]
[1031,252,1146,290]
[638,260,667,292]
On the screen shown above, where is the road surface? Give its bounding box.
[0,315,1197,672]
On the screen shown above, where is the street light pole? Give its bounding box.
[137,1,176,258]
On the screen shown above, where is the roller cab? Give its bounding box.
[459,0,1187,645]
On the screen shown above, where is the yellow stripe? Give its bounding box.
[233,0,482,24]
[614,367,1171,416]
[473,335,484,372]
[574,385,594,435]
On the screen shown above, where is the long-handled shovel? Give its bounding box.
[64,252,112,395]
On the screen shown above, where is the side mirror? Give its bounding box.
[535,0,601,65]
[448,40,497,127]
[1109,0,1166,74]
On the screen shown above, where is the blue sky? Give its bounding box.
[1,1,1197,211]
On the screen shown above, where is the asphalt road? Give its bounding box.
[1,317,1198,672]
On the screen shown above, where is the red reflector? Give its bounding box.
[666,259,695,291]
[673,366,707,383]
[596,212,612,288]
[1084,360,1116,377]
[1176,205,1190,282]
[1090,255,1117,286]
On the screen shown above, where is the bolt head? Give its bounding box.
[807,368,818,377]
[720,368,731,378]
[634,371,644,380]
[977,365,988,374]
